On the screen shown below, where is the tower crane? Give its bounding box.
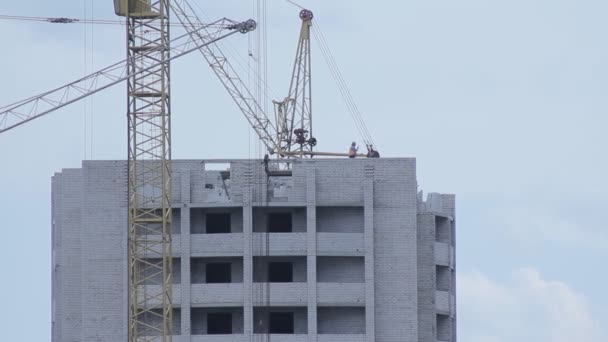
[273,9,315,158]
[1,1,376,341]
[172,4,368,159]
[0,1,257,341]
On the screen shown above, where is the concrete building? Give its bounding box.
[52,158,456,342]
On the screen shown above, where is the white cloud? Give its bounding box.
[458,268,605,342]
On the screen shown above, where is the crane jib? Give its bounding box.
[0,18,257,134]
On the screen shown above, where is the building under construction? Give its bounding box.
[52,158,456,341]
[0,1,457,341]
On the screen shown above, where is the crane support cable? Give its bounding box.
[171,0,280,154]
[313,25,374,146]
[311,23,376,148]
[188,1,281,102]
[0,18,255,134]
[0,14,227,27]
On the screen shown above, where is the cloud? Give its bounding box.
[458,268,605,342]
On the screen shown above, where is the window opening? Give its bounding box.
[206,263,232,283]
[268,262,293,282]
[207,213,231,234]
[207,312,232,334]
[269,312,294,334]
[267,213,292,233]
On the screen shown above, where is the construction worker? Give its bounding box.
[348,142,359,158]
[262,154,270,173]
[366,145,380,158]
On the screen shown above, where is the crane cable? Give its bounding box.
[0,13,226,27]
[312,23,376,148]
[186,0,282,103]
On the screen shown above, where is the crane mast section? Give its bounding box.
[275,9,314,158]
[125,1,173,341]
[0,19,250,134]
[171,0,280,154]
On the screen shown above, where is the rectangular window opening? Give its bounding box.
[268,262,293,283]
[435,216,450,244]
[207,213,231,234]
[436,313,451,341]
[207,312,233,334]
[269,312,294,334]
[267,213,292,233]
[436,265,450,291]
[206,263,232,283]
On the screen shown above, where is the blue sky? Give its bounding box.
[1,0,606,341]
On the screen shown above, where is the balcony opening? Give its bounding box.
[254,257,306,283]
[191,208,242,234]
[192,307,244,335]
[253,208,305,233]
[207,213,231,234]
[451,220,456,246]
[436,265,450,291]
[268,262,293,283]
[268,213,292,233]
[207,312,232,334]
[270,312,294,334]
[172,208,181,234]
[191,257,243,284]
[436,313,451,341]
[206,263,232,283]
[254,307,307,334]
[435,216,450,244]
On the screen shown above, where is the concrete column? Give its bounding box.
[243,163,254,337]
[180,171,191,341]
[364,174,375,342]
[306,168,317,340]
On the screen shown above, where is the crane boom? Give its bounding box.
[171,0,280,155]
[0,18,255,134]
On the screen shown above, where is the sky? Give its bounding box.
[1,0,607,341]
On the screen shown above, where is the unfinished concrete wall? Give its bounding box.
[317,257,364,283]
[370,159,419,342]
[316,207,364,233]
[317,307,366,334]
[52,169,84,342]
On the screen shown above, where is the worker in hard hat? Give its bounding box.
[348,142,359,158]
